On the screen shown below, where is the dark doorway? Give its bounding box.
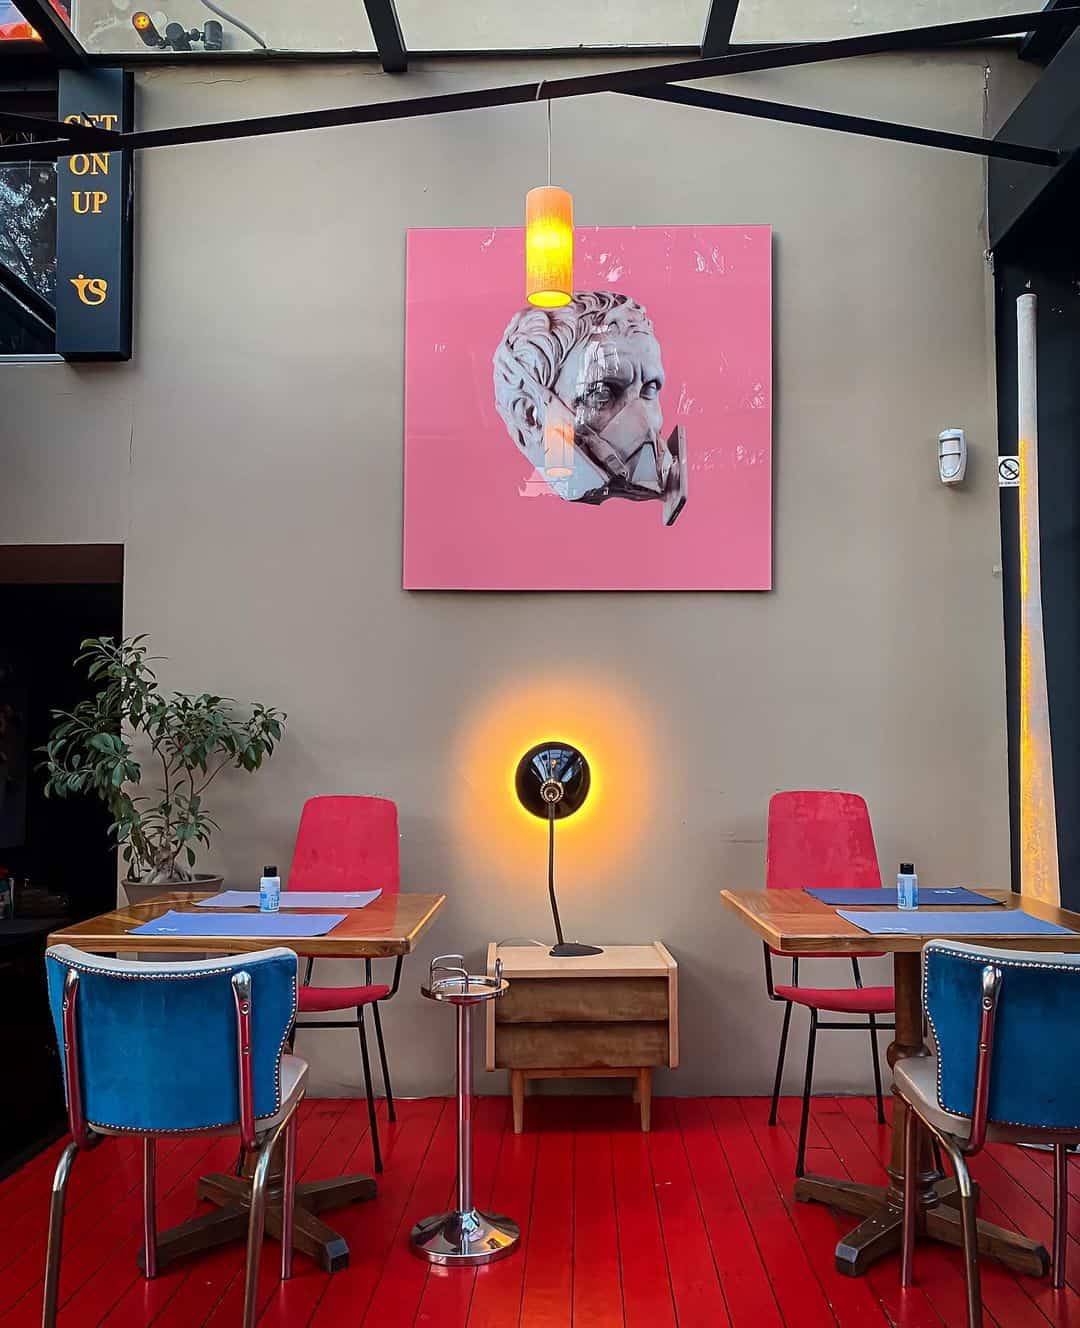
[0,545,122,1176]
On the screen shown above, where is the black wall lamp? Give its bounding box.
[515,741,602,958]
[132,12,223,49]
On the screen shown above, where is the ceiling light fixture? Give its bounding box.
[525,87,573,310]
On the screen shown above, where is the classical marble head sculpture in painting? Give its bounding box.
[493,291,687,525]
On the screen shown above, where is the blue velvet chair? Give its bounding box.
[42,944,307,1328]
[896,940,1080,1327]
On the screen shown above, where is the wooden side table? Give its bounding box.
[485,942,678,1132]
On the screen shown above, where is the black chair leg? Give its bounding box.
[868,1013,886,1124]
[769,1000,794,1126]
[371,1001,396,1123]
[796,1011,818,1178]
[357,1005,383,1174]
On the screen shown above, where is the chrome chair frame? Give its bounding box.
[763,943,894,1174]
[900,965,1001,1328]
[42,966,302,1328]
[293,953,403,1173]
[899,960,1074,1327]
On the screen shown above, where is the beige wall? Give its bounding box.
[73,0,1034,54]
[3,50,1028,1097]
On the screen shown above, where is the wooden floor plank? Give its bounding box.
[766,1097,944,1328]
[356,1101,458,1328]
[197,1098,358,1328]
[412,1096,511,1328]
[610,1127,677,1328]
[838,1096,1055,1328]
[0,1135,144,1274]
[674,1098,783,1328]
[130,1099,362,1328]
[10,1094,1080,1328]
[96,1137,244,1328]
[827,1097,994,1328]
[3,1133,232,1328]
[517,1100,575,1328]
[255,1100,378,1328]
[465,1122,539,1328]
[125,1098,347,1328]
[305,1097,444,1328]
[708,1096,841,1328]
[648,1098,733,1328]
[0,1136,153,1307]
[571,1107,624,1328]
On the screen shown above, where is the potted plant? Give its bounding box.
[40,636,285,903]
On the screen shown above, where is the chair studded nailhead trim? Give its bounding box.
[923,944,1080,1130]
[55,955,297,1133]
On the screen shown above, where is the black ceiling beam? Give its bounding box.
[701,1,741,57]
[362,0,407,73]
[1,8,1076,162]
[8,0,87,67]
[1020,0,1080,61]
[0,259,55,335]
[990,25,1080,251]
[0,108,114,148]
[628,84,1060,168]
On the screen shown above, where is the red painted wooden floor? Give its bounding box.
[4,1095,1080,1326]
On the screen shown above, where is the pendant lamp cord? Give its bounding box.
[535,79,551,187]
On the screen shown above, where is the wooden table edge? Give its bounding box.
[45,891,447,958]
[720,887,1080,954]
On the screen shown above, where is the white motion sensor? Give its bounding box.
[938,428,967,485]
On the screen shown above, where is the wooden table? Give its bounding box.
[48,890,445,1273]
[721,887,1080,1279]
[485,943,678,1133]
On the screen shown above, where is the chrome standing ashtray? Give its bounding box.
[409,954,520,1266]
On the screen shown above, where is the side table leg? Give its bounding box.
[637,1069,652,1133]
[511,1071,525,1134]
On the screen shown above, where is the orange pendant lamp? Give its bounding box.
[526,98,573,309]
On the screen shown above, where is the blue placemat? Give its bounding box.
[838,908,1074,937]
[808,887,1001,907]
[129,909,347,938]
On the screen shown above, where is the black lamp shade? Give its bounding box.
[515,742,590,820]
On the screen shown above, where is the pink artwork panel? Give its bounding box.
[403,225,772,590]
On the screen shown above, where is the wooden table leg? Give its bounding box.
[637,1068,653,1132]
[511,1071,525,1134]
[795,950,1050,1280]
[146,1146,377,1276]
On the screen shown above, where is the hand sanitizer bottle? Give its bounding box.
[897,862,919,911]
[260,865,281,913]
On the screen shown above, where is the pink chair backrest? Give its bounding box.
[288,796,400,894]
[766,791,881,892]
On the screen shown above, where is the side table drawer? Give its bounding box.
[496,976,668,1024]
[494,1021,669,1069]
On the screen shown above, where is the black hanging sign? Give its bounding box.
[55,68,134,361]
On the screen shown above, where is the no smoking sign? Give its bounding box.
[998,456,1020,487]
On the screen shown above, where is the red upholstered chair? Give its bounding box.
[764,790,895,1176]
[289,796,401,1173]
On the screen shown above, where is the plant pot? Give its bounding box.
[121,874,225,907]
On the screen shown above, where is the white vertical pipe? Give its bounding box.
[1016,293,1060,905]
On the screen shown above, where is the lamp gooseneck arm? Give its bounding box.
[547,803,566,947]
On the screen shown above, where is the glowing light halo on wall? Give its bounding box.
[451,675,662,888]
